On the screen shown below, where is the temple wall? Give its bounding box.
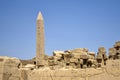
[0,56,21,80]
[26,67,120,80]
[26,60,120,80]
[0,56,120,80]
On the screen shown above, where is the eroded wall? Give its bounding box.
[0,56,120,80]
[0,56,21,80]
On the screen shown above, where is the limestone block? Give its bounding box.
[80,54,88,59]
[0,56,21,80]
[106,60,120,77]
[114,41,120,47]
[72,48,88,53]
[53,51,64,57]
[116,49,120,54]
[98,47,106,53]
[70,58,78,63]
[109,48,116,55]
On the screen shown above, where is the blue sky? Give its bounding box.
[0,0,120,59]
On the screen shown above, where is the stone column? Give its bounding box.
[36,12,45,67]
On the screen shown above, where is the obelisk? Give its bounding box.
[36,12,45,67]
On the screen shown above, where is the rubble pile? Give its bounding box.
[46,41,120,69]
[96,47,107,67]
[47,48,102,69]
[20,41,120,70]
[109,41,120,59]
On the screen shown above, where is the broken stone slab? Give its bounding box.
[71,48,88,53]
[53,51,64,57]
[23,64,35,70]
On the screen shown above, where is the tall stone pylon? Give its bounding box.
[36,12,45,67]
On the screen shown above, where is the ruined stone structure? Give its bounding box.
[0,56,21,80]
[109,41,120,60]
[0,12,120,80]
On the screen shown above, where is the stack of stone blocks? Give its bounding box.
[109,41,120,60]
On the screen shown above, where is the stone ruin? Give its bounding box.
[0,56,21,80]
[20,41,120,70]
[36,41,120,70]
[109,41,120,60]
[0,12,120,80]
[1,41,120,80]
[48,48,96,69]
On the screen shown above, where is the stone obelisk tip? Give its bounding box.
[37,12,43,20]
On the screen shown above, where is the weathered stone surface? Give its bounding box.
[0,56,21,80]
[109,48,116,55]
[1,56,120,80]
[106,60,120,76]
[26,65,120,80]
[114,41,120,48]
[36,12,45,67]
